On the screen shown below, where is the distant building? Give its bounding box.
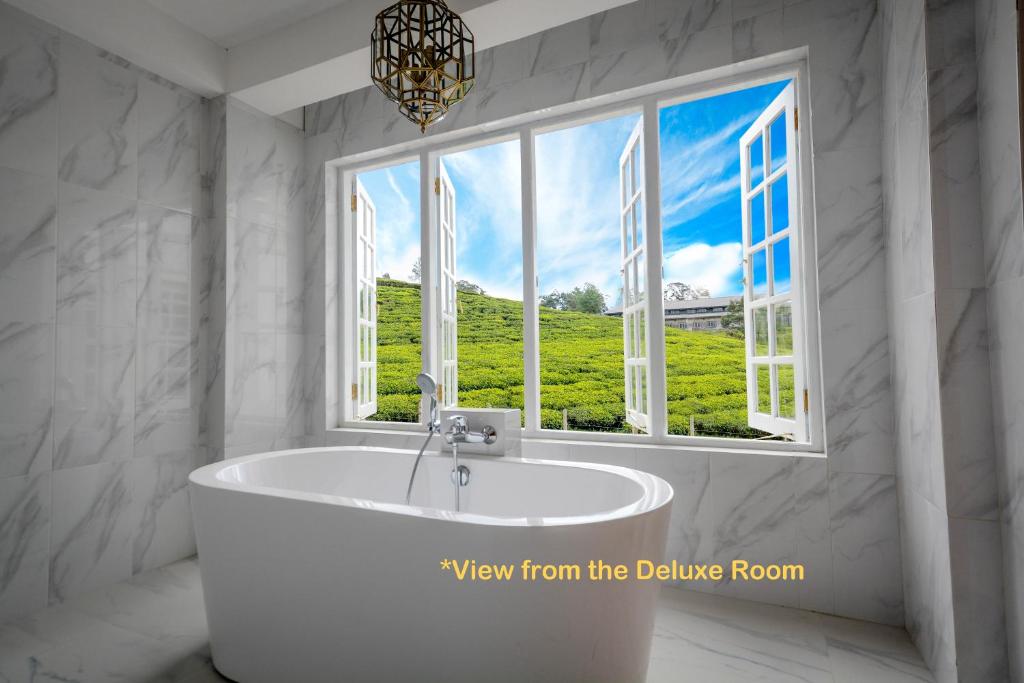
[605,296,738,331]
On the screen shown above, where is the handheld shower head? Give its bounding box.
[416,373,436,395]
[416,373,439,431]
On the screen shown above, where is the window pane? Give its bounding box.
[752,248,768,299]
[772,236,791,295]
[441,139,524,417]
[356,161,421,423]
[770,175,789,234]
[750,190,766,244]
[774,302,793,356]
[769,113,787,173]
[777,364,795,418]
[749,134,764,188]
[537,112,641,433]
[658,80,791,439]
[753,306,769,356]
[756,364,771,414]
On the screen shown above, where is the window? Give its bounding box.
[349,160,422,424]
[339,68,819,448]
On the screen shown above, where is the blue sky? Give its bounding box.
[359,79,790,304]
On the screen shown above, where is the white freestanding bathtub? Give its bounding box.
[189,447,672,683]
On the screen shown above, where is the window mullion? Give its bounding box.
[420,150,437,426]
[641,101,667,440]
[520,129,541,432]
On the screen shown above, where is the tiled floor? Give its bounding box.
[0,558,933,682]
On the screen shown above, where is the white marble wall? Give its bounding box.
[976,1,1024,681]
[880,0,1010,680]
[0,1,205,621]
[203,97,311,460]
[304,0,905,625]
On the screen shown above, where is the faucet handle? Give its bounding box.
[448,414,467,428]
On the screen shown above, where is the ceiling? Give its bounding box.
[9,0,636,119]
[144,0,352,48]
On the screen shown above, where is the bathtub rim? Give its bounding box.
[189,446,673,528]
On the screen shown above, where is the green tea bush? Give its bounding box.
[366,281,768,437]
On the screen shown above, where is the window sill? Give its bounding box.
[325,426,825,459]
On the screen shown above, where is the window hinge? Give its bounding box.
[794,107,799,131]
[803,388,809,414]
[438,383,444,403]
[434,177,441,195]
[351,194,357,212]
[352,383,358,400]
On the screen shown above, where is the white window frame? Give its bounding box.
[333,57,824,454]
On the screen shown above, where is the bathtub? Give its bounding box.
[189,446,672,683]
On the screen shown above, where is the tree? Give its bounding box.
[539,283,607,314]
[410,258,421,282]
[720,298,745,338]
[539,291,566,310]
[665,282,710,301]
[456,280,485,295]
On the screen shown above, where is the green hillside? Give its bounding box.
[370,279,765,438]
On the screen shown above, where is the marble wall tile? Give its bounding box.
[57,35,138,197]
[588,4,652,60]
[53,324,135,470]
[710,453,800,607]
[985,273,1024,682]
[0,472,50,619]
[49,460,133,603]
[276,332,307,441]
[935,289,998,520]
[813,147,885,312]
[129,450,196,575]
[224,331,277,450]
[928,63,985,292]
[975,0,1024,287]
[830,472,902,625]
[305,95,343,137]
[134,327,193,461]
[819,308,894,475]
[898,485,956,680]
[924,0,975,71]
[634,448,714,593]
[138,78,201,215]
[475,63,590,127]
[947,516,1009,682]
[893,78,934,301]
[0,3,57,179]
[794,457,833,613]
[525,19,590,79]
[733,0,781,23]
[0,168,57,324]
[226,100,278,227]
[0,322,53,479]
[590,25,731,99]
[56,184,138,328]
[227,218,276,335]
[643,0,732,41]
[137,205,192,331]
[731,9,784,64]
[783,0,878,79]
[895,295,946,510]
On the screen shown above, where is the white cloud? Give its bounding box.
[663,242,743,296]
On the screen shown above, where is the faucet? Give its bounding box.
[443,415,497,512]
[444,415,497,445]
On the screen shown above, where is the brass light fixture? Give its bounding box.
[371,0,475,133]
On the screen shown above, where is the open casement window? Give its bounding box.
[352,177,378,419]
[740,83,807,441]
[438,161,458,408]
[619,118,651,433]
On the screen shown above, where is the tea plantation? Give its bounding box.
[370,279,766,437]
